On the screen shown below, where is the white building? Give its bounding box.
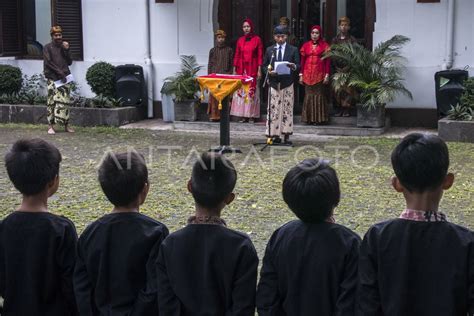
[0,0,472,126]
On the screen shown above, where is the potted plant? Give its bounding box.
[327,35,413,128]
[438,77,474,142]
[161,55,202,121]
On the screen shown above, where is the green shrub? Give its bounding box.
[35,95,47,105]
[0,93,21,105]
[19,74,45,105]
[87,94,123,108]
[460,77,474,110]
[0,65,22,94]
[447,77,474,121]
[86,62,116,98]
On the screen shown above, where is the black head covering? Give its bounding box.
[273,25,289,35]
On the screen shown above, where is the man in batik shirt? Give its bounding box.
[207,30,233,121]
[331,16,358,117]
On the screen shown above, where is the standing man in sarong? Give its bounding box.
[43,26,74,134]
[207,30,233,121]
[331,16,358,117]
[262,25,300,145]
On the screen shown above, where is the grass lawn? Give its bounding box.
[0,124,473,257]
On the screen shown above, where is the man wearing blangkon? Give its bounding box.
[43,25,74,135]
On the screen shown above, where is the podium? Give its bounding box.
[197,74,253,154]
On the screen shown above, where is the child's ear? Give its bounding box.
[442,172,455,190]
[187,179,193,193]
[224,192,235,205]
[139,182,150,205]
[391,176,404,193]
[48,174,60,197]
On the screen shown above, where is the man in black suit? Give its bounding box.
[262,25,300,145]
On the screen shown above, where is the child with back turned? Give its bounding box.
[357,133,474,316]
[257,158,361,315]
[1,138,78,315]
[154,152,259,315]
[73,151,168,315]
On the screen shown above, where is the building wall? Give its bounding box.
[374,0,473,108]
[151,0,214,101]
[1,0,472,110]
[2,0,214,100]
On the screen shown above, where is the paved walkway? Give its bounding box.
[120,119,437,141]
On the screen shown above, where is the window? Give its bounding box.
[0,0,23,56]
[0,0,83,60]
[24,0,52,58]
[52,0,84,60]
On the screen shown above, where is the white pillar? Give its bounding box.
[145,0,154,118]
[443,0,455,70]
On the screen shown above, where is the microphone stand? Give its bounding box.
[263,49,276,88]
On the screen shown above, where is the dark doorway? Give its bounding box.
[217,0,375,114]
[259,0,375,49]
[218,0,264,50]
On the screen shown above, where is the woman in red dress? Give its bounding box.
[230,18,263,123]
[299,25,331,124]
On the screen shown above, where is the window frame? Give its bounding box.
[0,0,84,61]
[0,0,25,57]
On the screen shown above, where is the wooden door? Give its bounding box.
[218,0,264,50]
[291,0,374,49]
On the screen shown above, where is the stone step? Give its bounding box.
[173,117,390,137]
[229,115,356,125]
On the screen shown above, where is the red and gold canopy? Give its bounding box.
[197,74,254,110]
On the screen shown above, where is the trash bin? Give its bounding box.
[160,82,175,122]
[434,69,468,117]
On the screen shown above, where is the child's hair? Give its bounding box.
[282,158,340,223]
[4,138,62,196]
[98,151,148,207]
[190,153,237,208]
[391,133,449,193]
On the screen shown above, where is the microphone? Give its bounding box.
[268,48,276,71]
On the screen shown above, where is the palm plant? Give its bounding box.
[447,103,473,121]
[327,35,413,110]
[162,55,202,102]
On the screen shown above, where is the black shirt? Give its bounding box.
[0,211,78,316]
[357,219,474,316]
[257,220,361,316]
[155,224,259,315]
[43,42,72,81]
[74,212,168,316]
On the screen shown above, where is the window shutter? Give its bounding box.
[0,0,24,56]
[52,0,83,60]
